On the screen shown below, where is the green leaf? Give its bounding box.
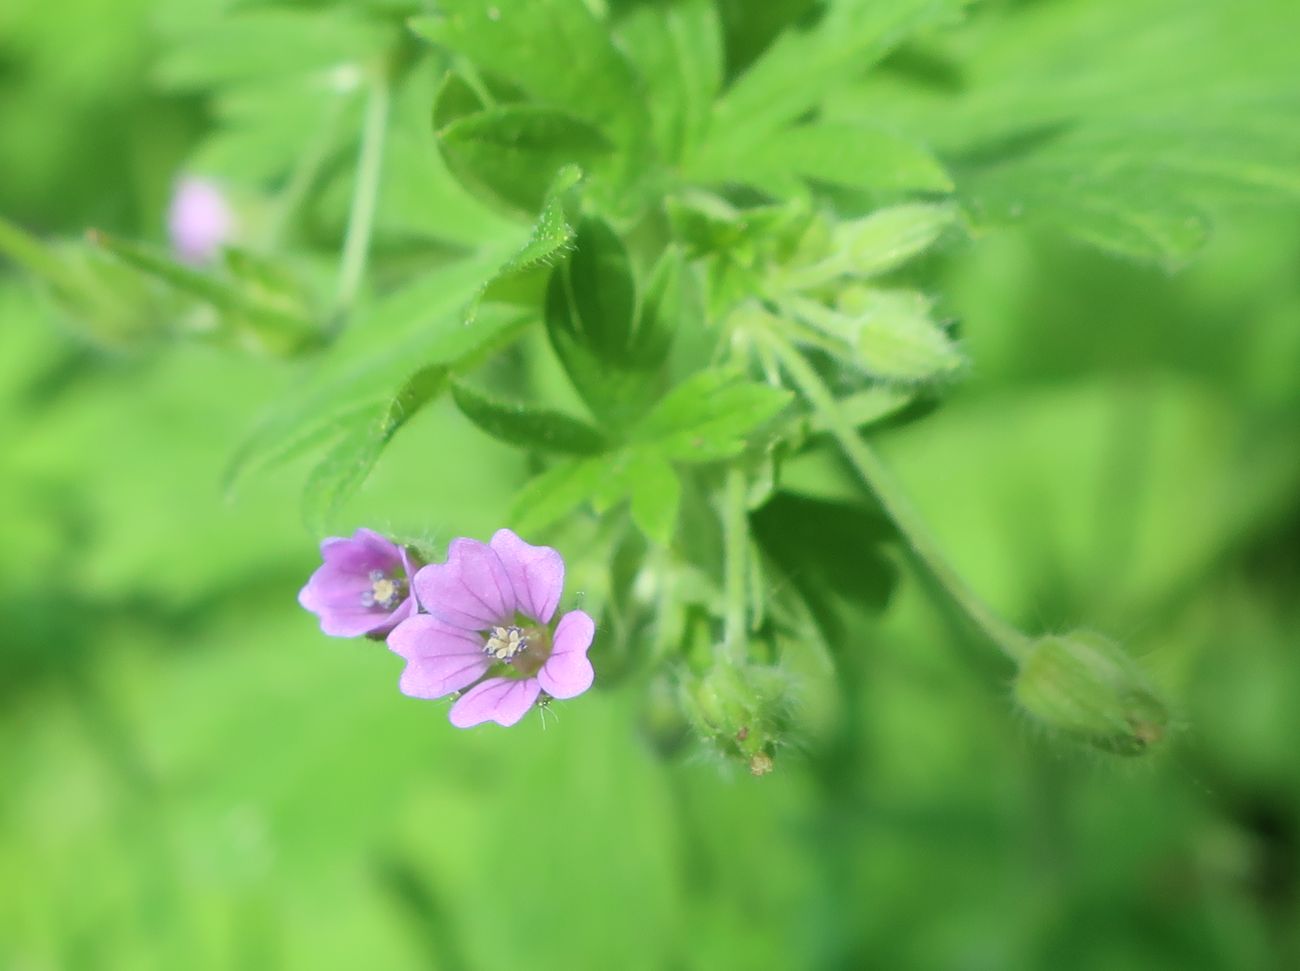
[835,0,1300,264]
[696,0,968,163]
[301,366,450,531]
[634,371,793,462]
[545,217,670,429]
[435,80,612,216]
[612,0,723,162]
[410,2,650,155]
[510,456,607,534]
[629,453,681,547]
[450,379,608,454]
[689,122,953,196]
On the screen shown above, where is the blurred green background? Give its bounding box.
[3,1,1300,969]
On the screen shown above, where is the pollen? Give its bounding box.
[361,569,405,610]
[484,625,528,662]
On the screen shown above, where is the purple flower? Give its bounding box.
[168,176,234,264]
[299,528,418,638]
[387,528,595,727]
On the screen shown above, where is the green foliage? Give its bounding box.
[5,0,1300,965]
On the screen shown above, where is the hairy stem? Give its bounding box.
[762,329,1031,662]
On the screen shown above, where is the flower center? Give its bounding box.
[361,569,405,610]
[484,624,528,661]
[483,623,551,677]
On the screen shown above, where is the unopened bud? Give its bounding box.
[679,661,792,773]
[1014,631,1168,756]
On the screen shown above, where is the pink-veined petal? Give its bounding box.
[387,615,491,698]
[537,610,595,700]
[489,528,564,624]
[448,677,541,728]
[413,538,515,630]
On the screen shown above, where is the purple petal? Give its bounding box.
[489,528,565,624]
[320,529,402,573]
[449,677,541,728]
[537,610,595,700]
[413,538,515,631]
[387,615,491,699]
[299,573,385,637]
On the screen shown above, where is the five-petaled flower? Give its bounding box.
[298,528,418,638]
[387,529,595,727]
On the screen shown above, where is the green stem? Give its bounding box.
[268,94,350,248]
[721,464,750,664]
[333,65,391,324]
[761,329,1032,662]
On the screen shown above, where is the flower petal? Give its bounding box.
[299,572,388,637]
[387,615,490,699]
[320,528,401,573]
[449,677,541,728]
[413,538,515,630]
[488,528,565,624]
[537,610,595,700]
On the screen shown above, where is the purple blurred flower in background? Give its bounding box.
[299,528,418,638]
[167,176,234,264]
[387,528,595,727]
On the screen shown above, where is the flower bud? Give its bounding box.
[679,661,793,773]
[1014,631,1168,756]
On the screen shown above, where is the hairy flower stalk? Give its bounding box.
[760,327,1032,661]
[387,529,595,727]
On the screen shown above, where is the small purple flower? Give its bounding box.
[299,528,418,638]
[387,528,595,727]
[168,176,234,264]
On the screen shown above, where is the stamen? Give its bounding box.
[484,625,528,662]
[361,568,405,610]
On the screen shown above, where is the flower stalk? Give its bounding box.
[759,326,1032,662]
[332,62,391,324]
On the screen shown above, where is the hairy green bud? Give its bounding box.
[679,662,793,773]
[1014,631,1168,756]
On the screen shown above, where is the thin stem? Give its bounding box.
[268,94,350,248]
[761,328,1032,662]
[332,65,391,324]
[721,464,750,664]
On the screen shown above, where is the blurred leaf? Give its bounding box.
[839,0,1300,264]
[156,9,388,88]
[91,231,321,354]
[410,1,651,155]
[450,379,608,454]
[695,0,968,166]
[633,371,793,463]
[510,455,606,534]
[612,0,723,162]
[545,217,671,429]
[434,77,612,216]
[229,166,578,493]
[689,121,953,197]
[301,365,449,531]
[629,452,681,546]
